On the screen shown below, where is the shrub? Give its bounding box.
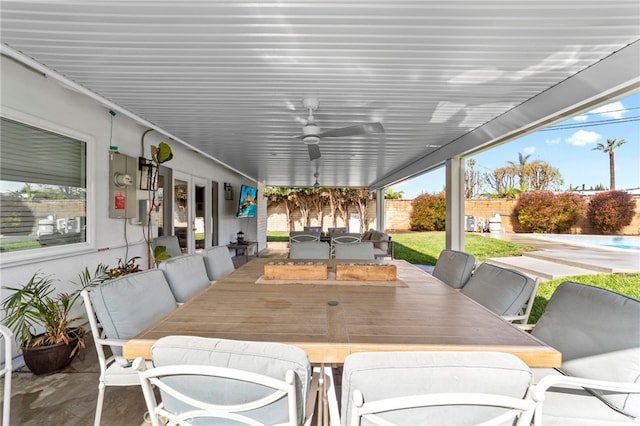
[410,192,446,231]
[587,190,635,234]
[515,191,585,233]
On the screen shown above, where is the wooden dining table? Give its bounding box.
[123,257,560,368]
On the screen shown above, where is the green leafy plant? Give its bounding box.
[106,256,142,278]
[515,191,584,233]
[153,246,172,262]
[2,272,85,349]
[587,190,635,234]
[409,192,446,231]
[2,257,141,350]
[147,141,174,267]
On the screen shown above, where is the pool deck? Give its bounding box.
[485,233,640,280]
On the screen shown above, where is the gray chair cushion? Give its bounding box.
[532,281,640,418]
[461,263,535,316]
[158,254,211,303]
[201,246,235,281]
[289,241,330,259]
[341,351,533,426]
[432,249,476,289]
[88,269,177,356]
[151,235,182,258]
[334,242,375,259]
[151,336,312,425]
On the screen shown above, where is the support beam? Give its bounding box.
[446,156,465,251]
[376,188,385,231]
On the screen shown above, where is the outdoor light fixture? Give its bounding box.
[224,183,233,200]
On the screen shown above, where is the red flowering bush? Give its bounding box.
[410,192,446,231]
[587,191,635,234]
[515,191,585,233]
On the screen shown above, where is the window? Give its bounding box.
[0,117,87,253]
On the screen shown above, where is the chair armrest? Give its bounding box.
[502,314,526,323]
[95,337,128,347]
[531,375,640,400]
[529,374,640,426]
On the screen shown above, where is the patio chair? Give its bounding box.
[432,249,476,289]
[290,231,321,243]
[150,235,182,259]
[528,282,640,425]
[341,351,535,426]
[81,269,178,426]
[158,254,213,303]
[460,263,537,322]
[133,335,316,426]
[304,226,323,233]
[201,245,236,281]
[0,325,13,426]
[289,241,331,259]
[330,233,362,257]
[334,242,375,260]
[327,227,348,237]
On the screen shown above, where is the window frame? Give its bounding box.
[0,107,95,266]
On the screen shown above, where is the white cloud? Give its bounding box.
[523,146,536,155]
[545,137,562,145]
[572,114,588,122]
[565,130,601,146]
[590,101,626,119]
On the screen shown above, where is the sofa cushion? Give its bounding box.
[369,230,389,251]
[532,282,640,418]
[151,336,312,425]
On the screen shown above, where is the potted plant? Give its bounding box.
[1,258,140,375]
[1,271,90,374]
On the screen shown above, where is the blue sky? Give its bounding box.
[392,92,640,198]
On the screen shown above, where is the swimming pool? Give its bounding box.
[532,234,640,251]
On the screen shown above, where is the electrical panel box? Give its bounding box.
[109,152,138,218]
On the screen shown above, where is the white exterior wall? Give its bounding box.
[0,56,260,321]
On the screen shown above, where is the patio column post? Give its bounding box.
[376,188,385,231]
[445,156,465,251]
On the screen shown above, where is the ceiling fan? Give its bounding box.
[295,98,384,161]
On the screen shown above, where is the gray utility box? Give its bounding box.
[108,151,138,219]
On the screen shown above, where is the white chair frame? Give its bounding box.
[330,233,362,257]
[0,325,13,426]
[350,389,536,426]
[290,232,321,243]
[81,290,150,426]
[503,278,540,325]
[134,359,304,426]
[529,374,640,426]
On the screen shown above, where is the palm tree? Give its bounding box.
[592,139,627,190]
[507,152,534,192]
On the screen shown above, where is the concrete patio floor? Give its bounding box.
[2,238,637,425]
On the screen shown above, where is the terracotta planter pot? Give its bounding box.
[22,332,80,375]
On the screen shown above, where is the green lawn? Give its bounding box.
[389,231,536,265]
[268,230,639,323]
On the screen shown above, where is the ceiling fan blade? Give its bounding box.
[319,122,384,138]
[308,144,321,161]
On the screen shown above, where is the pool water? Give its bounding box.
[534,234,640,251]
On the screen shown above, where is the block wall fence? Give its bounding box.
[267,198,640,235]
